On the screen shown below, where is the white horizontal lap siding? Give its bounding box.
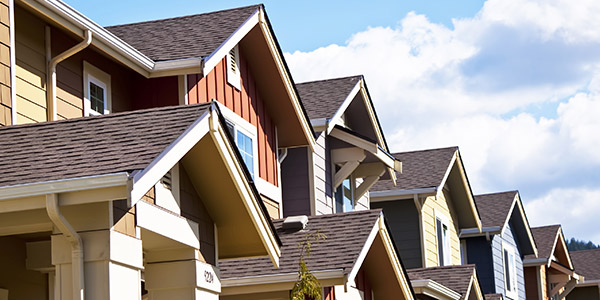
[313,132,333,215]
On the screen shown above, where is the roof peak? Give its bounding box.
[297,75,363,85]
[391,146,458,156]
[106,4,262,29]
[475,190,518,197]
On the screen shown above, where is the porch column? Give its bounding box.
[144,248,220,300]
[52,230,143,300]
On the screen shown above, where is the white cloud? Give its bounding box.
[285,0,600,242]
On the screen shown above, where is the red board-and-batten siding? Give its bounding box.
[187,54,278,187]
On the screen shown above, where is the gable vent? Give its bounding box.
[226,45,241,90]
[160,170,172,191]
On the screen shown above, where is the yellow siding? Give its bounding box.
[421,190,462,267]
[0,0,9,126]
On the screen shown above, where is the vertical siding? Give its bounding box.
[466,236,496,293]
[187,50,278,186]
[371,199,423,269]
[312,132,334,215]
[14,5,46,124]
[281,146,311,217]
[421,190,461,267]
[0,0,10,125]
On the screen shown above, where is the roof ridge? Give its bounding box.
[106,4,262,29]
[475,190,518,197]
[408,264,476,272]
[276,209,382,222]
[0,103,212,132]
[296,75,363,85]
[570,248,600,253]
[532,224,562,230]
[391,146,458,156]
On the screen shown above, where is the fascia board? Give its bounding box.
[459,226,502,238]
[358,80,388,152]
[202,9,259,76]
[512,193,539,258]
[445,152,482,231]
[346,214,381,284]
[411,279,462,300]
[329,127,395,168]
[556,229,574,268]
[326,81,361,135]
[150,57,204,78]
[0,172,129,202]
[221,269,344,287]
[310,118,327,132]
[22,0,154,74]
[130,110,211,206]
[370,188,437,202]
[523,258,549,267]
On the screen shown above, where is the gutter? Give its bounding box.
[370,187,437,201]
[46,193,84,300]
[46,28,92,121]
[221,269,344,287]
[411,279,461,300]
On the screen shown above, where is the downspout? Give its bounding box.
[46,194,85,300]
[46,28,92,121]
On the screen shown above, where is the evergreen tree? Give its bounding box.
[566,237,600,251]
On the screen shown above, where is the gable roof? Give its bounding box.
[107,5,260,62]
[474,191,518,228]
[371,147,458,192]
[527,225,562,260]
[408,265,480,300]
[296,75,362,120]
[220,209,382,278]
[0,103,211,187]
[570,249,600,281]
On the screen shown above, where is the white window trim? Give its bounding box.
[503,242,518,300]
[461,240,468,265]
[226,45,241,90]
[334,173,355,213]
[216,102,258,176]
[83,61,112,116]
[435,211,452,266]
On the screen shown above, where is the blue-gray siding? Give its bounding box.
[466,236,495,293]
[371,199,422,269]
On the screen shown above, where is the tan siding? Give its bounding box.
[540,266,547,300]
[421,191,462,267]
[0,1,10,126]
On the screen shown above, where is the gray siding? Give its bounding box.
[567,286,600,300]
[465,236,495,294]
[371,200,422,269]
[281,147,311,217]
[491,222,526,300]
[312,132,334,215]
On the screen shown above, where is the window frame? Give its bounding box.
[83,61,112,116]
[217,102,258,180]
[334,174,355,213]
[435,212,452,266]
[502,242,518,299]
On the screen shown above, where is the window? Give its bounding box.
[226,45,241,90]
[335,176,354,213]
[436,215,451,266]
[222,110,256,180]
[83,62,111,116]
[503,244,518,299]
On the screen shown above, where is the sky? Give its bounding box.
[66,0,600,244]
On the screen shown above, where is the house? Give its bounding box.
[0,103,282,299]
[369,147,484,300]
[220,210,415,300]
[408,265,484,300]
[460,191,538,300]
[523,225,582,300]
[283,75,399,216]
[1,1,317,299]
[567,249,600,300]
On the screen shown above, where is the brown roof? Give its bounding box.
[106,5,261,61]
[485,294,503,300]
[526,225,561,260]
[474,191,518,228]
[296,76,362,120]
[0,103,212,187]
[371,147,458,192]
[407,265,477,299]
[220,209,382,279]
[570,249,600,280]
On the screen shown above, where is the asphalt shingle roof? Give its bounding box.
[219,209,382,279]
[371,147,458,192]
[0,103,212,187]
[485,294,503,300]
[526,225,561,260]
[570,249,600,280]
[296,76,362,120]
[407,265,477,299]
[106,5,261,61]
[474,191,518,228]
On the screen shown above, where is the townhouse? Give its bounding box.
[568,249,600,300]
[523,225,582,300]
[370,147,485,300]
[461,191,538,300]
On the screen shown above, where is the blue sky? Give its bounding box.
[65,0,600,244]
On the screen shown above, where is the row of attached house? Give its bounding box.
[0,1,597,300]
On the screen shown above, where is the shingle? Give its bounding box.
[525,225,561,260]
[296,76,362,120]
[0,103,212,187]
[474,191,518,228]
[485,294,504,300]
[106,5,261,61]
[219,210,382,279]
[407,265,476,299]
[371,147,458,191]
[570,249,600,280]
